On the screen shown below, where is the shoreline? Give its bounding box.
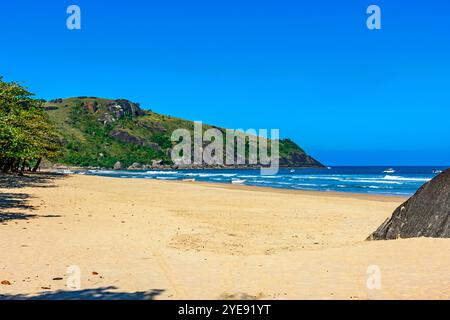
[1,174,449,299]
[105,174,409,202]
[50,169,416,199]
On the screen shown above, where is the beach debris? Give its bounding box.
[219,292,265,300]
[1,280,12,285]
[92,271,99,275]
[41,286,51,290]
[368,168,450,240]
[52,277,63,281]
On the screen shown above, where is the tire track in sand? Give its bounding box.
[148,244,188,299]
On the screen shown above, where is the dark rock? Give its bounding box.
[110,130,142,145]
[146,142,161,152]
[106,100,145,119]
[97,99,145,124]
[368,169,450,240]
[43,106,59,111]
[136,120,166,133]
[279,151,324,167]
[109,130,161,152]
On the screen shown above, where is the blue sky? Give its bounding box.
[1,0,449,165]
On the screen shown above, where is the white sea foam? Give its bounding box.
[382,175,430,182]
[257,175,279,179]
[183,173,237,177]
[88,170,116,174]
[293,175,342,181]
[290,174,428,184]
[295,183,320,187]
[145,171,179,175]
[336,179,403,185]
[82,168,432,197]
[56,169,74,174]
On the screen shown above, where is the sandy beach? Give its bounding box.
[1,173,449,300]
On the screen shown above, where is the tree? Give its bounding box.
[0,77,61,173]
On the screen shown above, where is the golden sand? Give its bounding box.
[1,174,449,299]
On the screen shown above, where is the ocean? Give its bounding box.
[71,166,448,197]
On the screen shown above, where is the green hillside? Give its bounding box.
[44,97,323,169]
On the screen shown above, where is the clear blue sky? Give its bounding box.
[1,0,449,165]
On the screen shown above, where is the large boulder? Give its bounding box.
[151,159,163,167]
[128,162,143,170]
[368,169,450,240]
[112,99,145,117]
[113,161,123,170]
[97,99,145,124]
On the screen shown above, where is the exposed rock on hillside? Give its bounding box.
[109,130,161,152]
[107,100,145,118]
[97,99,145,124]
[44,97,324,169]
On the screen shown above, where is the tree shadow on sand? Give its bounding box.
[0,173,65,223]
[0,286,165,300]
[0,172,65,189]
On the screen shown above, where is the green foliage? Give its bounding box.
[279,138,305,158]
[43,96,318,169]
[0,75,318,171]
[46,98,168,168]
[151,133,172,149]
[0,77,61,173]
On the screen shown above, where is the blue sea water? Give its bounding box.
[74,166,448,197]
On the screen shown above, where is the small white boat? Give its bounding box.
[383,168,395,174]
[231,179,246,184]
[290,169,295,173]
[182,178,196,182]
